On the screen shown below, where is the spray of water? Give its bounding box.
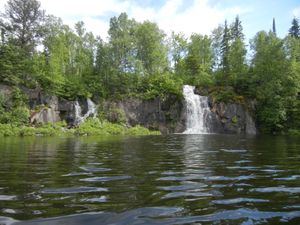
[183,85,212,134]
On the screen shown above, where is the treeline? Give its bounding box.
[0,0,300,133]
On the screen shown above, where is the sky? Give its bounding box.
[0,0,300,41]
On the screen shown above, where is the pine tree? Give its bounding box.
[231,15,244,40]
[2,0,45,55]
[220,20,230,79]
[289,17,300,38]
[272,18,276,35]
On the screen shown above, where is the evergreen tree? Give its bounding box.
[228,16,247,89]
[2,0,45,54]
[289,17,300,38]
[272,18,277,35]
[231,15,244,40]
[220,20,230,80]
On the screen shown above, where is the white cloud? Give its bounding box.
[292,6,300,17]
[129,0,252,38]
[1,0,252,39]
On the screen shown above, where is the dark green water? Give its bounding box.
[0,134,300,225]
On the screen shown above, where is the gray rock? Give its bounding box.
[102,95,185,134]
[30,107,60,124]
[210,101,257,135]
[0,84,13,96]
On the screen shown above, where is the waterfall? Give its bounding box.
[183,85,212,134]
[74,98,97,126]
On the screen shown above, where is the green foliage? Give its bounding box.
[0,3,300,135]
[289,17,300,39]
[287,129,300,136]
[0,118,160,137]
[74,118,160,136]
[135,21,168,74]
[100,106,127,124]
[0,105,30,126]
[127,125,160,136]
[210,86,244,104]
[250,31,298,132]
[0,44,32,85]
[183,34,213,87]
[232,116,238,124]
[2,0,44,54]
[140,73,183,100]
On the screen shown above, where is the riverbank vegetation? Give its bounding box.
[0,119,160,137]
[0,0,300,134]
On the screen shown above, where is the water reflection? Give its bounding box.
[0,135,299,224]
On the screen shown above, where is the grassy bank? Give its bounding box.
[0,118,160,137]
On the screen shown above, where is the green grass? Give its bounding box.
[0,118,160,137]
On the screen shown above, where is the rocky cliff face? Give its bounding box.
[102,95,186,134]
[208,99,257,135]
[0,84,257,134]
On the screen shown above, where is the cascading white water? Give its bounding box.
[74,98,97,126]
[183,85,212,134]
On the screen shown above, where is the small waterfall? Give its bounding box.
[74,98,97,126]
[183,85,212,134]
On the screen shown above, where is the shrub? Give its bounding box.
[105,107,127,124]
[126,125,160,136]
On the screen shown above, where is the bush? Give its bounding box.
[105,107,127,124]
[0,118,160,137]
[0,106,30,126]
[141,73,183,100]
[126,125,160,136]
[287,129,300,136]
[210,86,243,104]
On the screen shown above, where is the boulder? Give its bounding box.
[31,107,61,124]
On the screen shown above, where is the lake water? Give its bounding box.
[0,134,299,225]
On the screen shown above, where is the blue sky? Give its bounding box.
[0,0,300,40]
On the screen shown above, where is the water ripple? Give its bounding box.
[274,175,300,181]
[41,187,108,194]
[80,175,131,182]
[79,166,112,172]
[205,175,256,181]
[212,198,270,205]
[158,183,208,191]
[62,172,92,177]
[0,195,17,201]
[251,187,300,193]
[162,191,213,199]
[13,208,300,225]
[220,149,248,153]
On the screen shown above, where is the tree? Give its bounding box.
[231,15,244,40]
[211,24,223,71]
[0,43,29,85]
[220,20,230,82]
[184,34,213,85]
[135,21,168,75]
[272,18,276,35]
[251,31,291,132]
[1,0,44,54]
[284,33,300,130]
[289,17,300,39]
[228,16,247,89]
[169,32,187,75]
[108,13,137,73]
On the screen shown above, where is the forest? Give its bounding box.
[0,0,300,134]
